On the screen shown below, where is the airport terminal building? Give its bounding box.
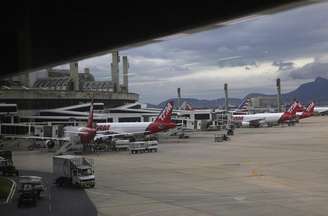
[0,50,232,137]
[0,51,139,124]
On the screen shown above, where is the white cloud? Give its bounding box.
[289,57,314,68]
[167,62,277,82]
[130,56,172,66]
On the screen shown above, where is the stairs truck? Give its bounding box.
[53,155,95,188]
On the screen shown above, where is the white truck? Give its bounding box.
[53,155,95,188]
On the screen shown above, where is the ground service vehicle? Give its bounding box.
[0,150,19,176]
[17,184,37,208]
[53,155,95,188]
[129,142,146,154]
[112,139,130,151]
[214,134,230,142]
[145,140,158,152]
[0,150,12,161]
[19,176,46,199]
[129,141,158,154]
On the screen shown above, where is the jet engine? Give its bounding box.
[241,121,250,127]
[46,140,55,149]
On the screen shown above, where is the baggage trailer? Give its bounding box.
[113,139,130,151]
[53,155,95,188]
[145,140,158,152]
[129,141,159,154]
[129,142,147,154]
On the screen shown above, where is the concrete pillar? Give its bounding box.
[177,88,181,109]
[276,78,281,112]
[123,56,129,92]
[224,83,228,111]
[111,51,120,92]
[70,62,79,91]
[244,97,251,111]
[23,73,30,88]
[28,124,31,136]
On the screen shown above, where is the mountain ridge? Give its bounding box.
[148,77,328,108]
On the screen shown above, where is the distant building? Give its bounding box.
[250,96,277,108]
[0,52,138,122]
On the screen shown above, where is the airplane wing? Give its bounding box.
[243,118,266,127]
[95,131,148,140]
[95,130,113,135]
[94,127,174,141]
[175,125,193,132]
[65,131,89,135]
[3,135,70,142]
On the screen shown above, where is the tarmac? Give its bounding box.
[3,116,328,216]
[0,170,97,216]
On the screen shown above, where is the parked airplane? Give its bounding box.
[314,106,328,114]
[95,101,176,142]
[296,102,315,119]
[294,100,328,115]
[229,97,251,115]
[292,101,304,112]
[8,100,98,151]
[231,101,298,127]
[9,101,176,151]
[179,101,193,110]
[236,97,251,112]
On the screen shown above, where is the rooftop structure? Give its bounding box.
[0,51,138,112]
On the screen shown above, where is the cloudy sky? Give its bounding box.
[74,1,328,104]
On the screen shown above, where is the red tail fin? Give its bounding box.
[305,101,315,113]
[286,101,298,115]
[154,101,174,124]
[295,101,305,112]
[87,100,94,128]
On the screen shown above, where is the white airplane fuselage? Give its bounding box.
[232,112,284,124]
[314,107,328,113]
[96,122,152,134]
